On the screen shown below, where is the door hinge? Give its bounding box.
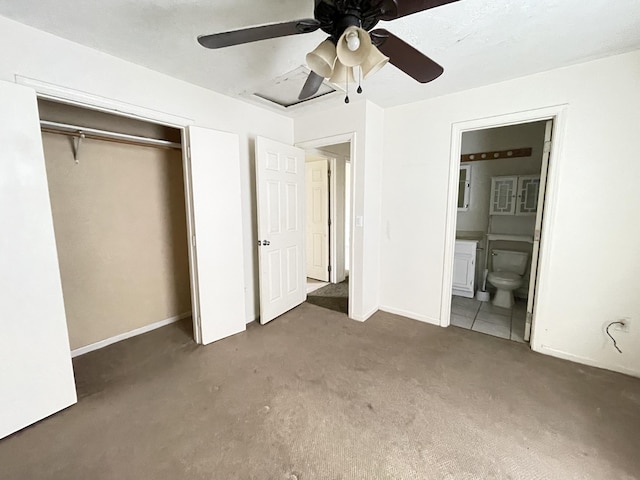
[187,145,191,159]
[328,218,332,226]
[328,265,332,273]
[328,169,331,177]
[534,229,541,242]
[192,235,196,247]
[543,140,552,155]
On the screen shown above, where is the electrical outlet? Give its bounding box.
[613,318,631,333]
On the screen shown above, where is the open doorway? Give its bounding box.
[38,99,195,356]
[448,119,553,343]
[304,142,351,315]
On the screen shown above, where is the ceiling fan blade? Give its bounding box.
[370,29,443,83]
[380,0,460,21]
[298,71,325,100]
[198,19,321,49]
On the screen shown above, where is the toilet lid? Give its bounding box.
[488,271,521,282]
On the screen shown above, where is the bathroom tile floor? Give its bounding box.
[450,295,527,343]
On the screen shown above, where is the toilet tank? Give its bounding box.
[492,249,529,275]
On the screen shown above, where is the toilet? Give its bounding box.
[487,249,529,309]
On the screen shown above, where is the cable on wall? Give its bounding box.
[606,321,624,354]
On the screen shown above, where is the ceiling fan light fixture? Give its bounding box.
[361,45,390,79]
[336,26,371,67]
[329,59,356,84]
[306,39,337,78]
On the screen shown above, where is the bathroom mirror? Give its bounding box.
[458,164,471,211]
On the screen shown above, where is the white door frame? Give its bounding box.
[14,77,205,344]
[296,133,355,320]
[441,105,568,347]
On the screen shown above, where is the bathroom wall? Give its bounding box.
[457,121,547,236]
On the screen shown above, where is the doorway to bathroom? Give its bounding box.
[448,118,554,343]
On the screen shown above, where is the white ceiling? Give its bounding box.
[1,0,639,117]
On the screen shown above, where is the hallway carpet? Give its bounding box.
[1,304,639,479]
[306,277,349,314]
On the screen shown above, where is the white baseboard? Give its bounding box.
[379,305,441,326]
[351,306,379,322]
[535,344,640,379]
[71,311,192,358]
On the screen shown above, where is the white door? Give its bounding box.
[187,126,246,344]
[256,136,306,324]
[0,81,77,439]
[525,120,553,341]
[305,159,329,281]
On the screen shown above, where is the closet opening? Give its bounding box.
[38,99,195,357]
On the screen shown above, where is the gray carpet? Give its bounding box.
[1,304,639,480]
[306,277,349,314]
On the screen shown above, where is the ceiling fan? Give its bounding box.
[198,0,460,102]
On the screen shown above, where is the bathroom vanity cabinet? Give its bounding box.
[452,240,477,298]
[489,175,540,216]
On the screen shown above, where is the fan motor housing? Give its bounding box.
[314,0,397,37]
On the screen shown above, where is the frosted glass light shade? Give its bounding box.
[329,59,356,84]
[306,40,337,78]
[361,45,389,79]
[336,26,371,67]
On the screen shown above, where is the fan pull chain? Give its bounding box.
[345,68,350,104]
[356,20,363,95]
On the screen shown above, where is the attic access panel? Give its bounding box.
[253,66,336,108]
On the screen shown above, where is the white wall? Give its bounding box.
[381,50,640,376]
[295,100,384,320]
[0,15,294,324]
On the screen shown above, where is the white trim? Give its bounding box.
[528,110,568,349]
[14,75,193,128]
[329,156,338,284]
[536,345,640,379]
[296,133,354,150]
[296,133,357,321]
[379,306,440,325]
[181,129,202,344]
[441,105,569,336]
[70,312,192,358]
[351,306,378,322]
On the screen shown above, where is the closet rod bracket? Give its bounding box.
[72,133,85,164]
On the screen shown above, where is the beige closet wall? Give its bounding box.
[41,105,191,350]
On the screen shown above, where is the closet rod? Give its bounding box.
[39,120,182,150]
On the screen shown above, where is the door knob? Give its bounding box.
[263,240,270,246]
